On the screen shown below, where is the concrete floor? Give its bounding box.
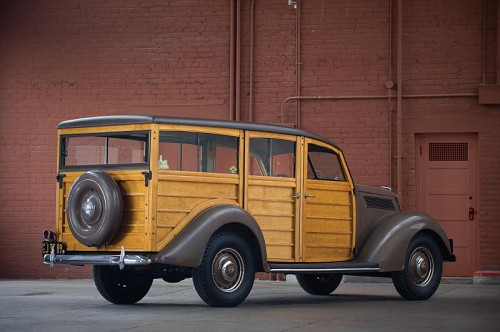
[1,278,499,332]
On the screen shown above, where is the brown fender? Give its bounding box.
[353,212,455,272]
[151,205,268,271]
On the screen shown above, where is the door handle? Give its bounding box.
[469,207,475,221]
[305,194,315,198]
[292,193,301,199]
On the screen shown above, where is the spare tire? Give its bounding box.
[67,170,123,247]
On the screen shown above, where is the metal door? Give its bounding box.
[417,134,477,276]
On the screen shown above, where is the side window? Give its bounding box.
[308,144,346,181]
[249,138,295,178]
[159,131,238,174]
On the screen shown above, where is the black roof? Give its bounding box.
[58,115,340,150]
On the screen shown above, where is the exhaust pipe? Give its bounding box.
[43,230,57,242]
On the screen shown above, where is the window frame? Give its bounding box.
[157,129,241,176]
[59,130,150,171]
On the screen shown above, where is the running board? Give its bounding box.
[269,262,380,274]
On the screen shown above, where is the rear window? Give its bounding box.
[60,131,149,169]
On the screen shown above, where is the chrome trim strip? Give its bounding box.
[269,267,380,273]
[43,246,151,270]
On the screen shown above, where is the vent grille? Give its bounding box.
[429,143,468,162]
[364,196,396,210]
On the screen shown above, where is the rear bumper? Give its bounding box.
[43,246,151,270]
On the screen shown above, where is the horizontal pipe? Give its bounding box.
[280,93,479,123]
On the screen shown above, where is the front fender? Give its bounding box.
[151,205,268,270]
[354,212,453,272]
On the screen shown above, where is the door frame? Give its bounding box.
[415,133,479,275]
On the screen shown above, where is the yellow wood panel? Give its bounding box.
[158,180,238,199]
[58,170,150,252]
[266,245,295,262]
[304,233,352,248]
[305,203,351,218]
[247,182,296,262]
[157,196,207,212]
[155,198,239,251]
[156,211,188,227]
[154,172,240,250]
[251,215,294,231]
[303,247,351,261]
[304,218,352,233]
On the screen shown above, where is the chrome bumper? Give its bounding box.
[43,246,151,270]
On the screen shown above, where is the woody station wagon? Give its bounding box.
[43,115,456,307]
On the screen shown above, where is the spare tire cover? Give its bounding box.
[67,170,123,247]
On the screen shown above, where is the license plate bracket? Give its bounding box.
[42,241,63,256]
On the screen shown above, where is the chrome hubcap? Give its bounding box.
[80,192,102,226]
[409,247,434,287]
[212,248,244,293]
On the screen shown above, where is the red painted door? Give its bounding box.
[417,134,477,277]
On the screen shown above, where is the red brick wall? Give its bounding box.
[0,0,232,278]
[0,0,499,278]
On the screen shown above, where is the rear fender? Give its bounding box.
[354,212,454,272]
[151,205,268,271]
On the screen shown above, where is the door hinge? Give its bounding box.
[142,171,152,187]
[56,174,66,189]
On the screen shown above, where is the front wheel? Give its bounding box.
[93,266,153,304]
[192,232,255,307]
[392,234,443,300]
[296,274,343,295]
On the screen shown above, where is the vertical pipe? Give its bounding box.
[396,0,403,201]
[481,0,486,85]
[248,0,255,122]
[295,0,301,128]
[497,0,500,84]
[229,0,235,120]
[387,0,393,188]
[236,0,242,121]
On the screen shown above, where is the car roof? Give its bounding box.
[58,115,341,150]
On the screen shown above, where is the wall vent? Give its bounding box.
[429,143,468,162]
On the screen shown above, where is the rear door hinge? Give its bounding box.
[142,171,152,187]
[56,174,66,189]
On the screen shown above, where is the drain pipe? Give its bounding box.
[396,0,403,200]
[235,0,241,121]
[229,0,235,120]
[387,0,394,188]
[248,0,256,122]
[295,0,302,128]
[228,0,241,121]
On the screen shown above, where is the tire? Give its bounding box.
[392,234,443,301]
[296,274,343,295]
[192,232,255,307]
[67,170,123,247]
[93,266,153,304]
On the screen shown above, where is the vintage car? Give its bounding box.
[43,115,455,307]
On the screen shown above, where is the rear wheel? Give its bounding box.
[93,266,153,304]
[296,273,343,295]
[392,234,443,300]
[192,232,255,307]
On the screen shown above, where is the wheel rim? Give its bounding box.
[409,246,434,287]
[212,248,244,293]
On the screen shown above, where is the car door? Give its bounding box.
[244,132,302,262]
[301,138,356,262]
